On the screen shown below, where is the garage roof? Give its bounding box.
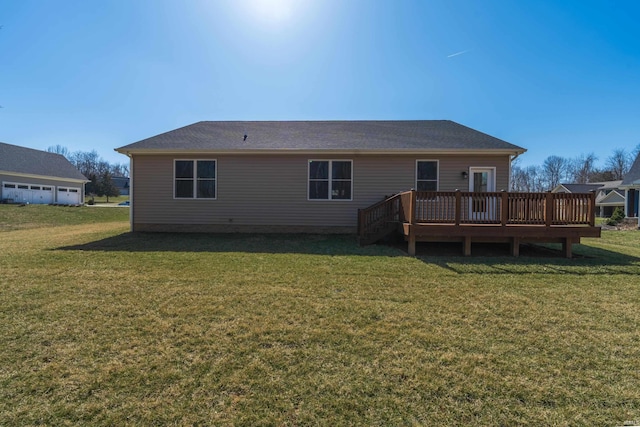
[0,142,87,181]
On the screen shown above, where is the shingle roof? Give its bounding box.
[116,120,526,153]
[0,142,87,181]
[621,153,640,186]
[558,183,603,193]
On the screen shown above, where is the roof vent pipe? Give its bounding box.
[243,134,247,141]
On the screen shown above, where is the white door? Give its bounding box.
[57,187,81,204]
[29,185,54,204]
[469,168,497,221]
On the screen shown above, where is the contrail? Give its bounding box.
[447,50,470,58]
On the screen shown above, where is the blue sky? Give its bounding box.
[1,0,639,167]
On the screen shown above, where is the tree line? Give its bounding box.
[511,145,640,192]
[47,145,129,201]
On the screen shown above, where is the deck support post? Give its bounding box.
[511,237,520,257]
[463,236,472,256]
[563,238,572,258]
[408,231,416,256]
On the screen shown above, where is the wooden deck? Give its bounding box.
[358,190,601,257]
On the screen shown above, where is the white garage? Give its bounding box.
[1,142,88,205]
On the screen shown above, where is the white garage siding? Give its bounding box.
[2,182,55,204]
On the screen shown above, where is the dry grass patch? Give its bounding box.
[1,215,639,425]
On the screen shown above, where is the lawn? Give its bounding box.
[1,205,639,425]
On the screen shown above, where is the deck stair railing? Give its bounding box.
[357,194,403,245]
[358,190,596,244]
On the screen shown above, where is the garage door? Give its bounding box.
[2,182,54,204]
[57,187,81,205]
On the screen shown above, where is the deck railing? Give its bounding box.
[358,190,596,244]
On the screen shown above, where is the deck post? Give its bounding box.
[409,189,416,225]
[463,236,472,256]
[408,190,416,256]
[408,232,416,256]
[589,190,596,227]
[545,192,553,227]
[563,238,572,258]
[455,190,461,226]
[501,190,508,226]
[511,237,520,257]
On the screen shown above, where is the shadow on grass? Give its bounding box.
[56,232,404,257]
[415,242,640,275]
[56,232,640,275]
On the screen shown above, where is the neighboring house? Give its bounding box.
[621,152,640,220]
[0,142,88,205]
[552,181,625,218]
[115,120,526,233]
[112,176,130,196]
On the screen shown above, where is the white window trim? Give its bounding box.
[415,160,439,191]
[173,159,217,200]
[3,181,56,192]
[307,159,353,201]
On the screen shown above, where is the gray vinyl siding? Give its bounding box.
[131,154,511,229]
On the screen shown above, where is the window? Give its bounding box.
[18,185,28,189]
[174,160,216,199]
[416,160,438,191]
[31,186,41,190]
[309,160,352,200]
[4,184,15,188]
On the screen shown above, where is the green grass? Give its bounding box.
[1,206,639,425]
[0,204,129,231]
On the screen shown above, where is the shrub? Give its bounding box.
[607,207,625,226]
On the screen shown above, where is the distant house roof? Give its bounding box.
[112,176,129,189]
[596,189,625,206]
[589,180,623,189]
[554,183,603,193]
[116,120,526,154]
[0,142,87,181]
[621,153,640,187]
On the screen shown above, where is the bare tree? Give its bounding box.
[542,155,569,190]
[606,148,630,180]
[511,162,544,192]
[631,144,640,162]
[47,145,71,158]
[568,153,597,184]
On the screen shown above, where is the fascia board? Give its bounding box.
[0,170,89,184]
[115,148,526,157]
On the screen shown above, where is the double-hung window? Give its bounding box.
[416,160,438,191]
[308,160,352,200]
[174,160,216,199]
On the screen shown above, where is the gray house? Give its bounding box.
[115,120,526,233]
[621,152,640,220]
[0,142,88,205]
[552,181,625,218]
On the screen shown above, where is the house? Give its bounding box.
[0,142,88,205]
[115,120,527,233]
[552,181,625,218]
[116,120,602,257]
[112,176,130,196]
[621,152,640,222]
